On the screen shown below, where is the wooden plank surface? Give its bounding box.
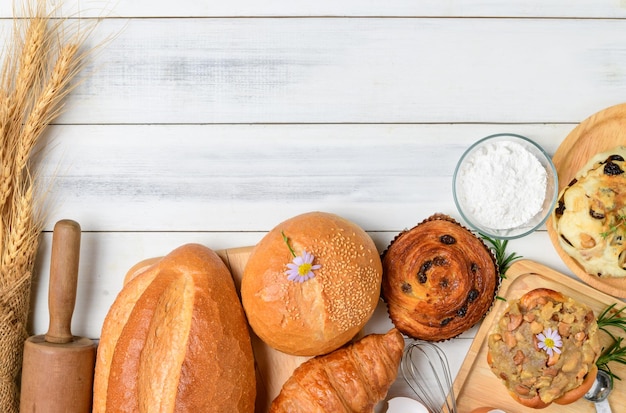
[4,1,626,18]
[6,2,625,410]
[36,123,570,233]
[0,18,623,124]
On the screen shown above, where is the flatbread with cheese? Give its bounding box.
[552,146,626,278]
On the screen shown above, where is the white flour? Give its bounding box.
[457,140,547,229]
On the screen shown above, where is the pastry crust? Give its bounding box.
[382,214,499,341]
[269,328,404,413]
[552,145,626,277]
[487,288,601,408]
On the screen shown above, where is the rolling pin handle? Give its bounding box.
[44,219,81,344]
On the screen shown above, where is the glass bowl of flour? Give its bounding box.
[452,133,558,239]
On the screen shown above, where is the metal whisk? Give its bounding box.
[401,340,458,413]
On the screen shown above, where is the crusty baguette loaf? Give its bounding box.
[242,211,382,356]
[93,243,256,413]
[269,328,404,413]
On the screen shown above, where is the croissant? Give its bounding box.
[269,328,404,413]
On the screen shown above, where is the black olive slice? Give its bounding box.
[589,209,605,219]
[604,161,624,176]
[560,234,573,247]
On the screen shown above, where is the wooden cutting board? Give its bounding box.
[453,259,625,413]
[216,246,311,413]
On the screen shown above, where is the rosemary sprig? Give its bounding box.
[600,214,626,239]
[597,303,626,339]
[596,303,626,386]
[596,336,626,387]
[479,234,523,276]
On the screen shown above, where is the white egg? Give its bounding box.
[385,397,429,413]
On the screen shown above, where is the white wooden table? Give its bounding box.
[4,0,626,410]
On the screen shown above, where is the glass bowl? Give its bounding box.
[452,133,558,239]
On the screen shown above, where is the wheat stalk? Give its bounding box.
[13,43,79,176]
[0,1,95,411]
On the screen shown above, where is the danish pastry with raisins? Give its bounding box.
[381,213,499,341]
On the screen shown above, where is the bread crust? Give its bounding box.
[93,243,256,413]
[241,211,382,356]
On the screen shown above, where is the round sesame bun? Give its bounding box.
[241,211,382,356]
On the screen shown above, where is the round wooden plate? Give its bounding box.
[546,102,626,298]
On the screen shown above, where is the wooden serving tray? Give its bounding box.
[546,102,626,297]
[453,259,625,413]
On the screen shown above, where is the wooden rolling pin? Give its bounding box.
[20,219,96,413]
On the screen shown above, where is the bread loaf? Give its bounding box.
[269,328,405,413]
[93,243,256,412]
[241,211,382,356]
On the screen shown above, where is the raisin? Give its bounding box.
[401,282,412,294]
[607,154,625,162]
[467,288,479,302]
[440,278,449,288]
[457,306,468,317]
[433,256,448,266]
[470,263,479,273]
[440,317,453,327]
[555,200,566,217]
[417,260,432,283]
[589,209,605,219]
[604,161,624,176]
[440,234,456,245]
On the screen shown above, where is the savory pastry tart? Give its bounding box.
[487,288,601,409]
[552,145,626,277]
[381,214,499,341]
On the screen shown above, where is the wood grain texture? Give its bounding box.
[453,260,624,413]
[36,123,570,233]
[1,18,621,124]
[3,1,626,18]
